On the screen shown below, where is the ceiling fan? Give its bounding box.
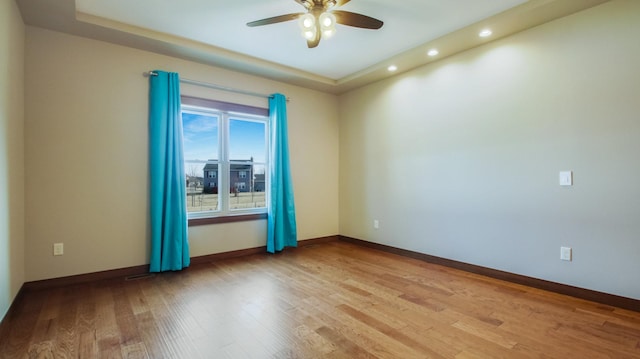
[247,0,384,48]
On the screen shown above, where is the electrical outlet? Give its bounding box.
[373,220,379,229]
[53,243,64,256]
[560,246,572,261]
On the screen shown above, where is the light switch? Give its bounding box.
[559,171,573,186]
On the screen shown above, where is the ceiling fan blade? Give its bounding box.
[246,13,303,27]
[334,0,351,7]
[332,10,383,29]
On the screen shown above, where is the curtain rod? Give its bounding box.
[146,71,288,101]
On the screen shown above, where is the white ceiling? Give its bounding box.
[74,0,527,80]
[17,0,609,93]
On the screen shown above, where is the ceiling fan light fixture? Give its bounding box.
[247,0,384,48]
[322,28,336,39]
[299,13,315,30]
[303,28,317,40]
[319,12,337,39]
[319,12,336,28]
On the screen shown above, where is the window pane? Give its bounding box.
[229,119,266,162]
[183,112,219,161]
[229,164,266,210]
[183,111,219,214]
[186,162,219,212]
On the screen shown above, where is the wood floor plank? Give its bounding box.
[489,311,590,359]
[52,287,81,358]
[134,310,176,359]
[337,303,447,359]
[2,241,640,358]
[1,294,43,357]
[303,296,426,358]
[77,329,98,358]
[120,341,150,359]
[315,325,378,359]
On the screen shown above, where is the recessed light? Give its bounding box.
[427,49,439,57]
[479,29,493,38]
[387,65,398,72]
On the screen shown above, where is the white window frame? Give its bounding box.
[182,103,269,220]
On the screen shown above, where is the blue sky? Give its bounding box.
[182,112,218,162]
[182,112,266,175]
[229,117,266,162]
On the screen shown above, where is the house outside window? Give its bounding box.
[182,96,268,218]
[254,174,266,192]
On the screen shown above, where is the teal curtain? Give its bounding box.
[267,93,298,253]
[149,70,190,272]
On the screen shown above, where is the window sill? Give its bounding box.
[188,213,267,227]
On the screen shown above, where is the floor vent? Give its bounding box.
[125,273,156,281]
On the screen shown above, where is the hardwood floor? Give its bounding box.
[1,241,639,358]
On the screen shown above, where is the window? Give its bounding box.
[182,97,268,220]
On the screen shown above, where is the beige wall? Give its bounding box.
[0,0,25,320]
[24,27,339,281]
[339,0,640,300]
[20,0,639,302]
